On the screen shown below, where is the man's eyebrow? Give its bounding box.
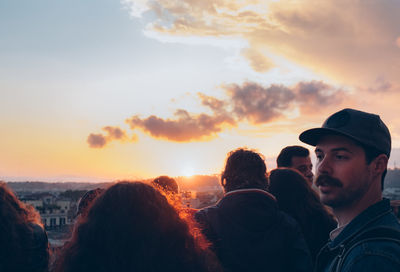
[331,147,353,153]
[315,147,353,153]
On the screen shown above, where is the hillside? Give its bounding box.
[5,168,400,193]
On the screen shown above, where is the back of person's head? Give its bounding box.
[221,148,268,192]
[76,188,104,217]
[269,168,316,208]
[55,181,219,272]
[152,176,179,195]
[0,182,47,272]
[268,168,332,227]
[269,168,336,263]
[276,145,310,167]
[0,182,41,226]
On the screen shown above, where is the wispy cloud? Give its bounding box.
[124,0,400,88]
[88,80,344,147]
[241,48,275,73]
[365,77,393,93]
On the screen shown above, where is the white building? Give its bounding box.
[22,193,73,229]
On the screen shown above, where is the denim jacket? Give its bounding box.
[314,198,400,272]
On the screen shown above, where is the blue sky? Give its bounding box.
[1,0,400,181]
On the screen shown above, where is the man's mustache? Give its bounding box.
[315,174,343,188]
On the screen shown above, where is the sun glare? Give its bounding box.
[181,166,196,177]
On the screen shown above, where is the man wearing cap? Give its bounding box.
[299,108,400,272]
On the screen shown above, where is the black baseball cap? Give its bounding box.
[299,108,391,157]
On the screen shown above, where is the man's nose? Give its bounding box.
[317,157,332,175]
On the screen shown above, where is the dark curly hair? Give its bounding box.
[76,188,104,217]
[151,176,179,195]
[276,145,310,167]
[0,182,48,272]
[268,168,336,261]
[221,148,268,192]
[54,181,220,272]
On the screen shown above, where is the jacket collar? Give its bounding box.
[224,188,276,201]
[329,198,392,249]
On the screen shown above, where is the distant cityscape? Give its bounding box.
[5,175,223,247]
[4,169,400,247]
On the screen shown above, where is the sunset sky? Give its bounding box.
[1,0,400,182]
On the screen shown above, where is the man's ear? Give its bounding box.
[371,154,389,176]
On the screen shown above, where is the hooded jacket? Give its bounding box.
[195,189,312,272]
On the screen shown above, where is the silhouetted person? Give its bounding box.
[269,168,337,263]
[54,181,221,272]
[152,175,179,195]
[300,108,400,271]
[195,148,312,272]
[76,188,104,217]
[152,175,198,218]
[0,182,49,272]
[277,145,314,183]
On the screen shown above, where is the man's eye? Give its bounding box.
[316,154,323,161]
[335,155,346,160]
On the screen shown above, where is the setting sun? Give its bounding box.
[180,165,196,177]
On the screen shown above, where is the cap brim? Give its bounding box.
[299,127,357,146]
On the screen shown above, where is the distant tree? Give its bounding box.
[59,190,87,201]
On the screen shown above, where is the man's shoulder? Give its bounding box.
[317,200,400,271]
[342,254,400,272]
[341,241,400,272]
[338,225,400,272]
[195,204,219,223]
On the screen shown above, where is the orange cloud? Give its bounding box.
[227,81,345,120]
[225,82,295,123]
[198,93,227,113]
[88,80,344,146]
[126,109,235,142]
[293,81,345,114]
[87,133,107,148]
[102,126,128,140]
[87,126,133,148]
